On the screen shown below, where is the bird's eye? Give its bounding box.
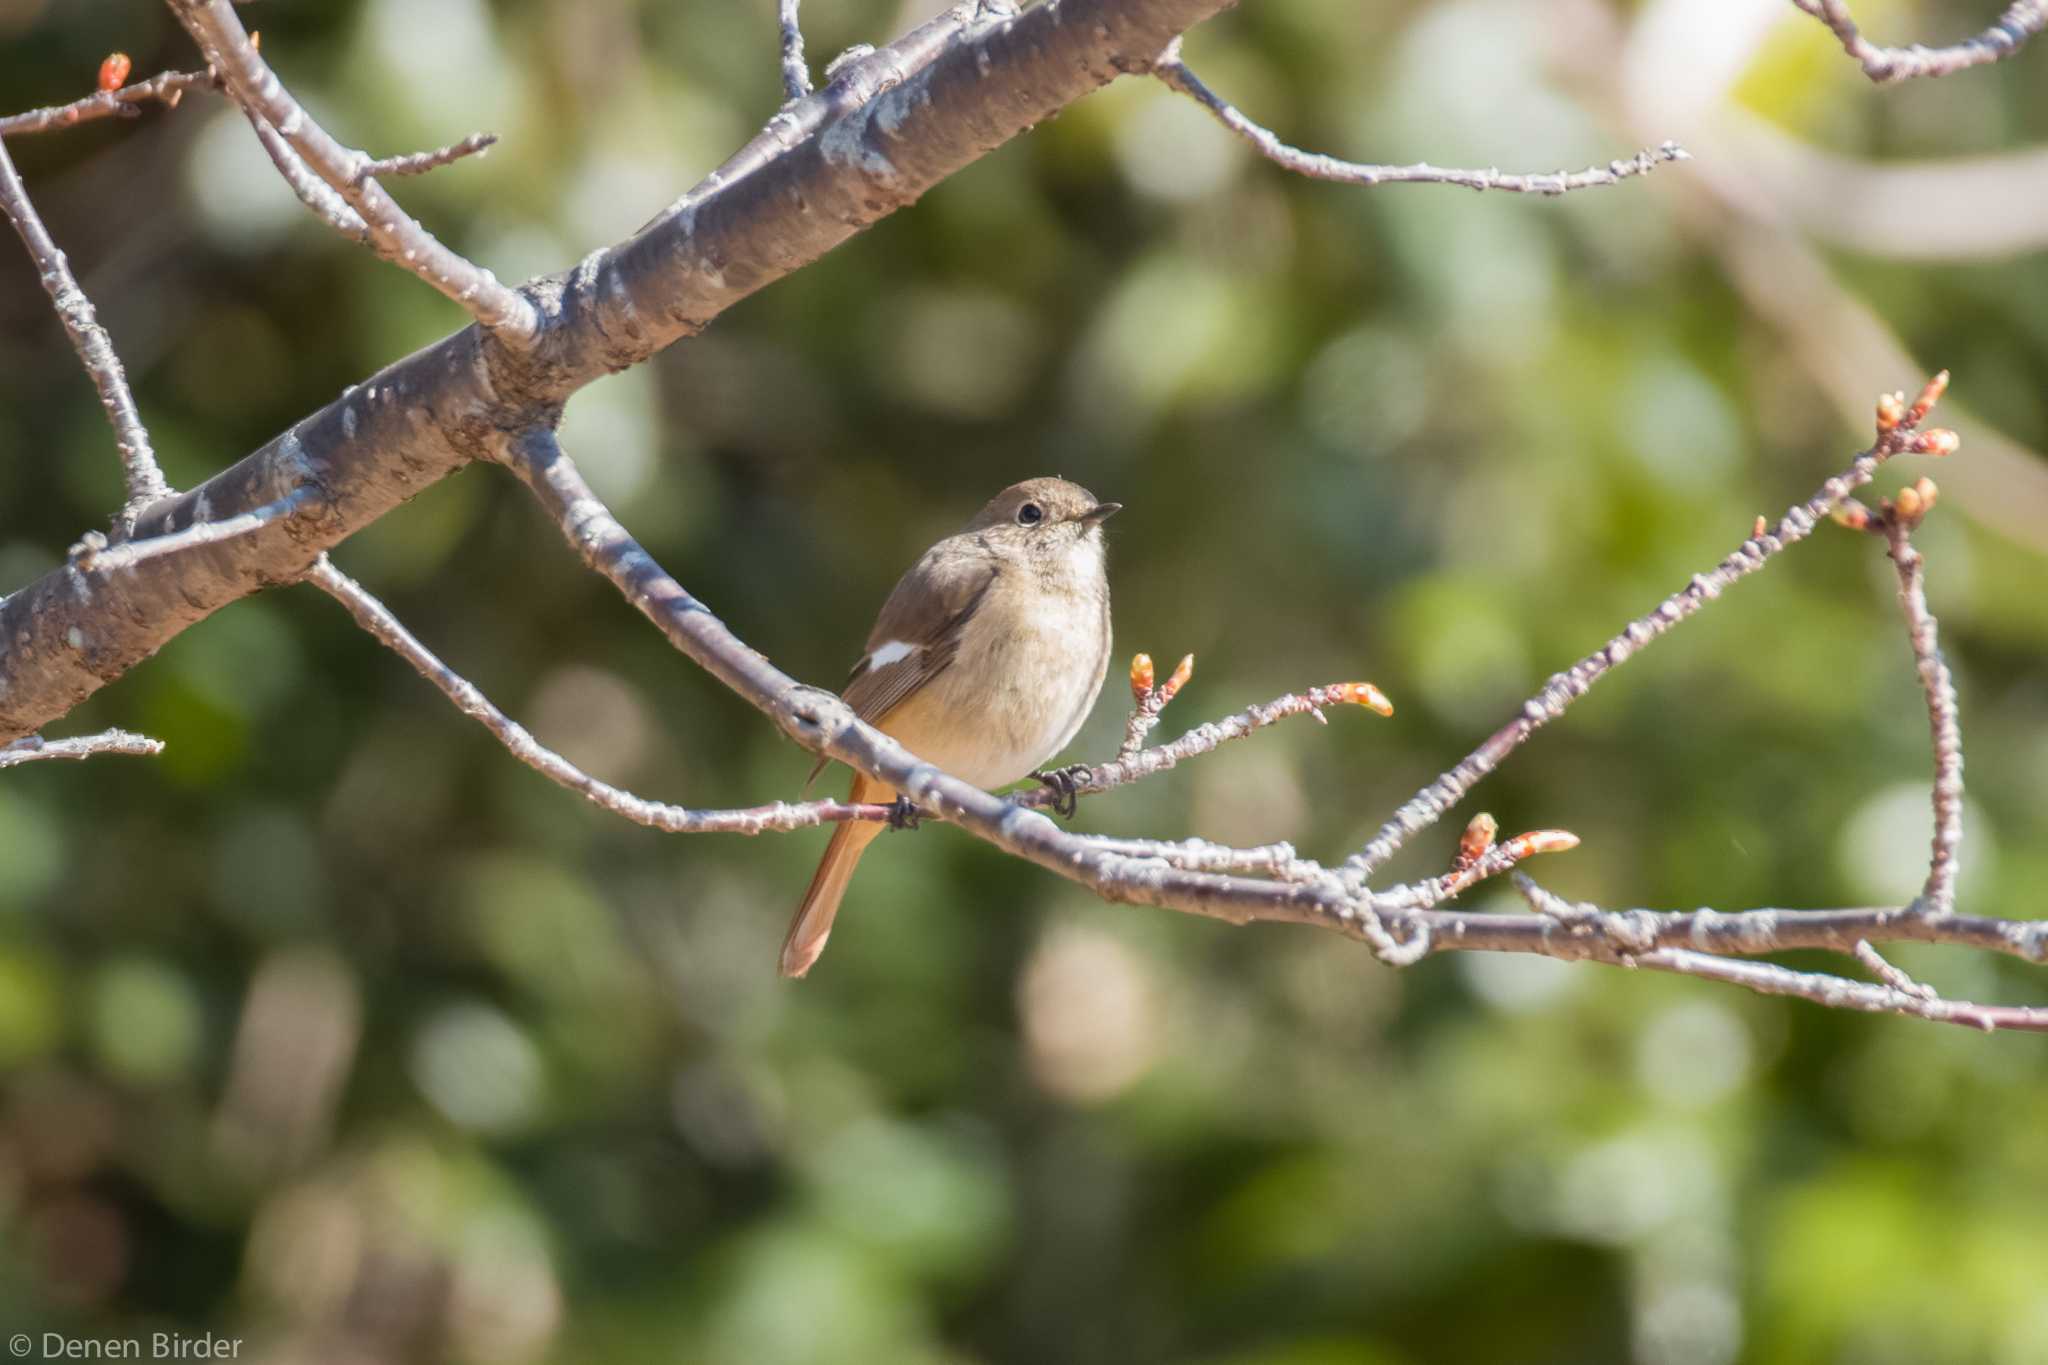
[1016,502,1044,526]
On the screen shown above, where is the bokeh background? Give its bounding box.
[2,0,2046,1361]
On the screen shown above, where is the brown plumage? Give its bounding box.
[782,478,1118,978]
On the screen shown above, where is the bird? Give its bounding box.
[782,477,1119,978]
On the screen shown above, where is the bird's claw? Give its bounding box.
[887,796,926,831]
[1031,764,1093,819]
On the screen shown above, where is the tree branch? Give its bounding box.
[1152,37,1687,196]
[1011,676,1393,812]
[163,0,538,338]
[779,0,814,100]
[305,553,888,835]
[1630,947,2048,1033]
[495,395,2048,1025]
[0,134,173,528]
[1342,373,1957,885]
[1793,0,2045,84]
[355,132,499,182]
[0,67,215,138]
[1883,502,1965,915]
[498,427,1426,965]
[71,487,321,574]
[0,729,163,769]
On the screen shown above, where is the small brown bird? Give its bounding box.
[782,477,1119,978]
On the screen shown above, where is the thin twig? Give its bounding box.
[1630,947,2048,1034]
[1017,681,1393,811]
[355,132,498,183]
[1492,881,2048,1032]
[0,136,173,529]
[1424,876,2048,966]
[779,0,814,100]
[306,555,887,834]
[1152,38,1687,196]
[1792,0,2045,84]
[1343,376,1953,884]
[1114,652,1202,760]
[1384,828,1582,910]
[71,487,320,574]
[1883,517,1964,914]
[0,729,163,769]
[1068,834,1323,879]
[1854,939,1937,999]
[165,0,538,339]
[245,111,369,241]
[0,68,216,138]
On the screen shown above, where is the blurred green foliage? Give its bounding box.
[1,0,2046,1361]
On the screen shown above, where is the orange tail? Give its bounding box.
[781,776,889,978]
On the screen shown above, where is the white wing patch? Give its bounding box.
[866,639,919,669]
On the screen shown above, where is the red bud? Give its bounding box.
[1159,653,1194,703]
[1129,653,1155,702]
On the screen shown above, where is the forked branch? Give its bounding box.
[163,0,535,337]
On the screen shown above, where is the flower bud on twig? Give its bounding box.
[1914,428,1959,458]
[1160,653,1194,703]
[1330,682,1394,717]
[1907,370,1949,425]
[1456,813,1498,871]
[97,53,131,92]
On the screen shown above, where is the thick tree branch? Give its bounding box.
[0,134,173,527]
[1152,38,1687,195]
[1793,0,2044,84]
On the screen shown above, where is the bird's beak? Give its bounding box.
[1080,502,1122,525]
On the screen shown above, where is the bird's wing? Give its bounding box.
[844,539,997,722]
[803,539,997,790]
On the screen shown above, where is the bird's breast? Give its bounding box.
[882,576,1109,790]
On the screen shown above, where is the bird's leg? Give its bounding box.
[1030,764,1093,820]
[886,796,926,831]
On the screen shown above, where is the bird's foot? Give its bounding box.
[886,796,927,831]
[1031,764,1093,820]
